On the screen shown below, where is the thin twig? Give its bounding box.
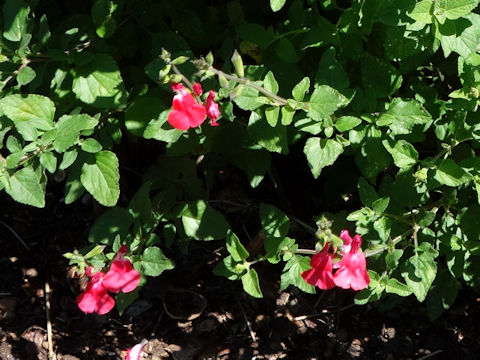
[0,220,30,250]
[417,349,443,360]
[234,297,256,342]
[45,282,56,360]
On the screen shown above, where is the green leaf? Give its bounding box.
[280,255,316,294]
[81,138,103,153]
[88,207,133,244]
[260,203,290,238]
[226,230,249,262]
[181,200,230,240]
[126,95,167,137]
[92,0,117,38]
[247,111,288,154]
[4,167,45,208]
[53,114,98,152]
[265,107,280,127]
[213,255,246,280]
[263,71,279,95]
[304,137,344,178]
[407,0,434,23]
[357,177,377,208]
[434,159,470,187]
[3,0,30,42]
[401,243,438,302]
[17,66,36,86]
[241,269,263,298]
[316,47,350,90]
[39,152,57,174]
[0,94,55,141]
[275,37,298,63]
[426,270,461,320]
[72,54,127,109]
[65,161,84,204]
[116,289,139,316]
[438,14,480,58]
[281,106,295,126]
[381,98,432,135]
[434,0,479,23]
[144,110,183,143]
[385,278,412,297]
[292,77,310,101]
[385,249,404,269]
[59,150,78,170]
[270,0,286,12]
[307,85,350,121]
[382,139,419,169]
[335,116,362,132]
[233,85,264,111]
[140,246,175,277]
[81,151,120,207]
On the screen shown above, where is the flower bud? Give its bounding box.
[231,50,244,78]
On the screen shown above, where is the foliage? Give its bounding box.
[2,0,480,320]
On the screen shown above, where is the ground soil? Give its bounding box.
[1,165,480,360]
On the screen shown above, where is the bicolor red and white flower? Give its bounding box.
[126,339,148,360]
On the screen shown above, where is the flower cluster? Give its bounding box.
[301,230,370,291]
[76,245,141,315]
[167,83,220,130]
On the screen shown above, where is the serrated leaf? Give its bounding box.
[233,85,264,111]
[181,200,229,240]
[81,138,103,153]
[435,0,479,22]
[39,152,57,174]
[292,77,310,101]
[281,106,295,125]
[4,167,45,207]
[335,116,362,132]
[263,71,279,95]
[357,177,377,208]
[144,110,183,143]
[54,114,98,152]
[270,0,286,12]
[247,111,288,154]
[226,230,249,262]
[3,0,30,42]
[265,106,280,127]
[407,0,434,23]
[401,243,438,302]
[438,14,480,58]
[280,255,315,294]
[384,98,431,135]
[385,249,403,269]
[72,54,127,109]
[385,278,412,296]
[304,137,344,178]
[260,203,290,238]
[81,150,120,207]
[92,0,117,38]
[241,269,263,298]
[434,159,470,187]
[140,247,174,277]
[88,207,133,244]
[60,150,78,170]
[17,66,36,86]
[307,85,349,121]
[0,94,55,141]
[382,139,419,169]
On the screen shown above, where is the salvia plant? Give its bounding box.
[1,0,480,334]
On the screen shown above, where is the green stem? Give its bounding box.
[196,58,289,106]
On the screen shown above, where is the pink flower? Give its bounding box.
[205,90,220,127]
[126,339,148,360]
[103,245,141,294]
[339,229,354,254]
[301,244,335,290]
[76,272,115,315]
[333,231,370,291]
[193,82,203,96]
[167,83,206,130]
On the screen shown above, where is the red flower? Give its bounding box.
[205,90,220,127]
[301,244,335,290]
[126,339,148,360]
[167,84,206,130]
[339,229,354,254]
[193,82,203,96]
[103,245,141,294]
[76,272,115,315]
[333,231,370,291]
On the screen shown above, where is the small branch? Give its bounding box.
[196,58,289,106]
[364,229,413,258]
[234,295,256,343]
[45,281,57,360]
[0,220,30,250]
